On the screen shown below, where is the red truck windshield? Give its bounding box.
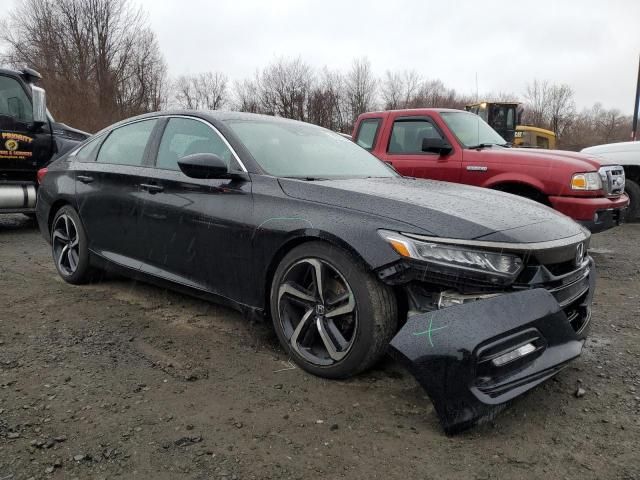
[440,111,507,148]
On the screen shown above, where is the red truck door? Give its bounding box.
[371,114,462,182]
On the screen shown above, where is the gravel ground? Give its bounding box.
[0,214,638,480]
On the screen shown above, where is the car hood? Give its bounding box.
[475,147,608,170]
[582,141,640,154]
[581,141,640,166]
[278,177,586,242]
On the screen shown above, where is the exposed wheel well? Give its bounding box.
[623,165,640,184]
[492,182,550,206]
[47,200,71,234]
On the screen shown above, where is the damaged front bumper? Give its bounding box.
[389,278,594,434]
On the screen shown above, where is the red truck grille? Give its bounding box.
[599,166,625,196]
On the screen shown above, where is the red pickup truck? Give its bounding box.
[353,109,629,232]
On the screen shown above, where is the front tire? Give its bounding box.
[51,206,92,284]
[270,242,397,379]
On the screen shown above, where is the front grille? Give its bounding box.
[599,165,625,196]
[515,259,591,334]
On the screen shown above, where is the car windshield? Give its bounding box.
[225,119,396,179]
[440,111,507,148]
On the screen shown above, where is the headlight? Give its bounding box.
[379,230,524,279]
[571,172,602,191]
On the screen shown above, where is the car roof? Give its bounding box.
[103,110,319,131]
[357,107,466,119]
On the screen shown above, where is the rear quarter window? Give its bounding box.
[97,119,157,166]
[74,136,103,162]
[355,118,380,150]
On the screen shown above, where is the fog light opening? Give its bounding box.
[491,342,537,367]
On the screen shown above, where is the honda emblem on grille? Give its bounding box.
[575,243,585,266]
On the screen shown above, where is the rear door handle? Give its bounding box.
[77,175,94,184]
[140,183,164,194]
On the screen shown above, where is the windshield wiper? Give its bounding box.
[467,143,497,150]
[467,142,510,150]
[282,176,329,181]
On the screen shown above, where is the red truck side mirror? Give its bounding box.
[422,137,453,156]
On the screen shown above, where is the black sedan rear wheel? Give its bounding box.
[270,242,397,379]
[51,206,92,284]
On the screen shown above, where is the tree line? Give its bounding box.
[1,0,634,150]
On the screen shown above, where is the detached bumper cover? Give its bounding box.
[389,287,593,434]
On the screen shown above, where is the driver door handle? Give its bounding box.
[140,183,164,194]
[77,175,94,184]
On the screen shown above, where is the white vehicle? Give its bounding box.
[582,141,640,220]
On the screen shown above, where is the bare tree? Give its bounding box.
[523,79,551,128]
[401,70,421,107]
[173,72,228,110]
[258,57,312,121]
[547,83,575,138]
[1,0,167,132]
[345,57,377,128]
[307,68,348,131]
[233,75,262,113]
[381,70,403,110]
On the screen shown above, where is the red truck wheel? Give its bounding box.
[625,179,640,221]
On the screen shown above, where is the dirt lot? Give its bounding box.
[0,215,638,480]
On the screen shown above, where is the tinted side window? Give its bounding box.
[388,120,443,154]
[97,120,157,166]
[156,118,236,171]
[355,119,380,150]
[75,136,103,162]
[0,75,33,125]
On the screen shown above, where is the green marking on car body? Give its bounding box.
[413,318,449,347]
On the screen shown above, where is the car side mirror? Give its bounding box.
[421,137,453,156]
[178,153,229,179]
[31,85,47,127]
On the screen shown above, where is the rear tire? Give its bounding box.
[51,206,92,284]
[270,242,397,379]
[624,179,640,222]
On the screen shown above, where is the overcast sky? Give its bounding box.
[3,0,640,113]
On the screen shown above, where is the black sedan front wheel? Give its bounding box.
[51,206,92,284]
[270,242,397,379]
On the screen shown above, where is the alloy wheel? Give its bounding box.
[277,258,358,366]
[52,214,80,276]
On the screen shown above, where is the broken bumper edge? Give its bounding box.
[389,287,590,435]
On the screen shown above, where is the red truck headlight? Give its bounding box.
[571,172,602,191]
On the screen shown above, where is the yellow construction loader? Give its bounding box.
[465,102,556,149]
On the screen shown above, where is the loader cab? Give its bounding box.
[465,102,519,143]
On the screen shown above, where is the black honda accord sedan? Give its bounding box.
[36,111,595,433]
